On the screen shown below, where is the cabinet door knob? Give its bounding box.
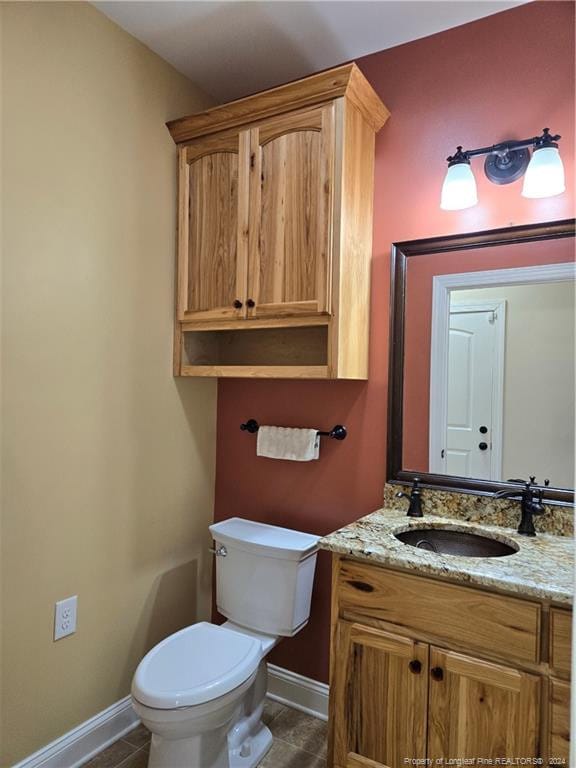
[233,299,243,309]
[409,659,422,674]
[478,442,488,451]
[246,298,255,308]
[431,666,444,681]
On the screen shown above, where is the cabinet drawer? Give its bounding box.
[337,560,541,664]
[550,608,572,678]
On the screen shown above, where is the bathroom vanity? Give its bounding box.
[320,508,573,767]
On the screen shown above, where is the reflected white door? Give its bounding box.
[446,309,500,479]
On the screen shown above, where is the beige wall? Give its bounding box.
[0,4,217,764]
[454,281,575,488]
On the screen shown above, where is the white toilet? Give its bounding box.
[131,518,319,768]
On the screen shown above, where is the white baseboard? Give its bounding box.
[266,663,329,722]
[12,665,328,768]
[12,695,140,768]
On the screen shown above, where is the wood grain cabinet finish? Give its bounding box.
[427,648,540,759]
[550,608,572,679]
[332,622,428,768]
[178,129,249,323]
[337,558,541,664]
[168,64,390,379]
[247,105,334,321]
[549,678,570,764]
[328,556,571,768]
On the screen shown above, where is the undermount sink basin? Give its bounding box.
[394,528,518,558]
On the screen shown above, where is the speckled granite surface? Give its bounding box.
[319,507,574,605]
[383,483,574,537]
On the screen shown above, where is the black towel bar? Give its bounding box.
[240,419,347,441]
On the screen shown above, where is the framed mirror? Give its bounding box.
[387,219,575,505]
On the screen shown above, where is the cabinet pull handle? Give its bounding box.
[409,660,422,674]
[233,299,243,309]
[431,667,444,681]
[246,299,255,308]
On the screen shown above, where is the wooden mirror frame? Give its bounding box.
[387,218,576,506]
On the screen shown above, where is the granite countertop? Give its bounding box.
[319,507,574,606]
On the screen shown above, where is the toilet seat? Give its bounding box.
[132,622,262,710]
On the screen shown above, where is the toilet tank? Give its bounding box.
[209,518,319,637]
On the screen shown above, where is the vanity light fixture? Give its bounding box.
[440,128,565,210]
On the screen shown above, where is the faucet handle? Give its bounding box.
[397,478,421,500]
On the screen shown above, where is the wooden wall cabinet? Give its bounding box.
[329,556,571,768]
[167,64,389,378]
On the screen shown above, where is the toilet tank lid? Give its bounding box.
[209,518,319,561]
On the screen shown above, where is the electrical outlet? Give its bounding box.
[54,596,77,641]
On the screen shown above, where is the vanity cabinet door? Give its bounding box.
[548,678,570,764]
[331,621,428,768]
[177,129,250,323]
[427,647,541,760]
[246,104,334,320]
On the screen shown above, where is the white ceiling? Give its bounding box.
[94,1,528,103]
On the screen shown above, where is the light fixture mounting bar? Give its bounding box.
[465,129,560,160]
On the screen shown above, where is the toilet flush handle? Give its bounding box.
[209,544,228,557]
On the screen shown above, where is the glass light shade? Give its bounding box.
[522,146,565,198]
[440,162,478,210]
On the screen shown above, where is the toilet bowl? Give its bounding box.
[132,623,268,768]
[131,518,319,768]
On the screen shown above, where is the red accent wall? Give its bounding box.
[214,1,575,683]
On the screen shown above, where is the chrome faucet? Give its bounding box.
[396,478,424,518]
[493,476,547,536]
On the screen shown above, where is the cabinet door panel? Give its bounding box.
[549,678,570,764]
[248,105,334,319]
[427,648,540,760]
[331,621,428,768]
[178,131,249,322]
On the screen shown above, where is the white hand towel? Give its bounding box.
[256,426,320,461]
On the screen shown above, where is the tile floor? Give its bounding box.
[84,700,327,768]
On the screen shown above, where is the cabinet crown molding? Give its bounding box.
[166,62,390,143]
